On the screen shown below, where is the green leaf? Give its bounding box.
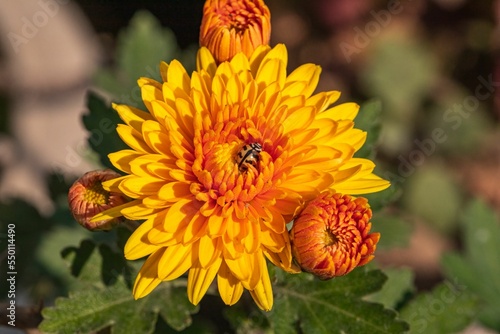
[441,199,500,330]
[399,281,477,334]
[371,213,413,250]
[367,267,415,309]
[94,10,185,108]
[268,268,408,334]
[402,163,462,235]
[361,37,436,117]
[82,92,127,170]
[40,277,197,334]
[118,10,178,86]
[224,306,270,334]
[355,99,382,160]
[40,240,198,333]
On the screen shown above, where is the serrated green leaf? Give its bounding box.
[40,278,196,334]
[82,92,127,170]
[371,214,413,250]
[41,240,198,333]
[367,267,415,309]
[399,281,477,334]
[269,268,408,334]
[355,99,382,160]
[441,199,500,330]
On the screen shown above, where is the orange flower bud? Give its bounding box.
[290,191,380,280]
[199,0,271,63]
[68,169,127,231]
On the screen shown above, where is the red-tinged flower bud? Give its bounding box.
[290,191,380,280]
[199,0,271,63]
[68,169,127,231]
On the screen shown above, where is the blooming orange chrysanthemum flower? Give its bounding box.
[290,191,379,280]
[200,0,271,63]
[92,44,389,310]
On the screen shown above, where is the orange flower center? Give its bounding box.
[191,107,291,218]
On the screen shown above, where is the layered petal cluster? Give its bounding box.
[290,191,379,280]
[200,0,271,63]
[92,44,389,310]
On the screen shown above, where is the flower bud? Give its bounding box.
[199,0,271,63]
[68,169,127,231]
[290,191,380,280]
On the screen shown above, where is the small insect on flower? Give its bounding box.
[236,142,262,172]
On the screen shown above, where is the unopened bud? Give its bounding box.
[290,191,380,280]
[199,0,271,63]
[68,169,127,231]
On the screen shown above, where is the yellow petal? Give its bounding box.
[119,175,165,197]
[334,175,390,194]
[146,211,179,245]
[197,235,222,268]
[125,217,163,260]
[116,124,153,154]
[101,175,129,193]
[224,251,261,290]
[121,203,162,220]
[306,90,341,111]
[284,169,334,192]
[207,212,228,237]
[140,83,164,115]
[167,59,190,93]
[197,47,217,76]
[128,154,172,178]
[109,150,144,174]
[318,102,360,121]
[163,198,199,233]
[222,231,245,260]
[249,44,271,76]
[90,199,141,223]
[248,254,273,311]
[112,103,154,132]
[158,182,193,201]
[187,256,222,305]
[182,213,208,245]
[159,61,169,82]
[157,243,193,280]
[243,219,260,254]
[282,106,315,134]
[133,248,165,299]
[285,63,321,98]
